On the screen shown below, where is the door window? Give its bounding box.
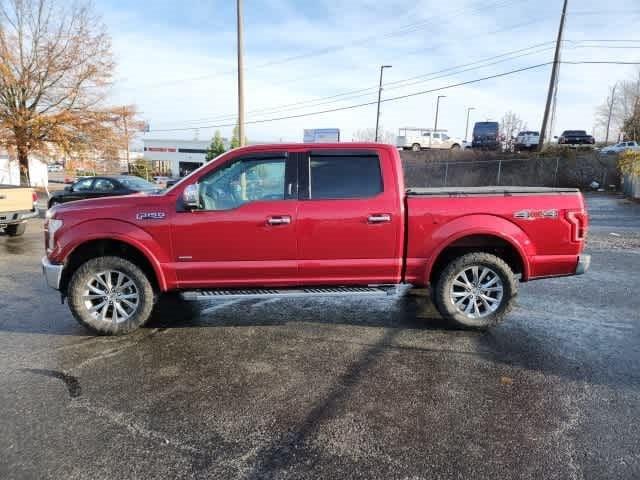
[433,133,441,139]
[307,155,382,199]
[93,179,116,191]
[73,178,94,192]
[198,158,286,210]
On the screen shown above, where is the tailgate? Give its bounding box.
[0,186,33,213]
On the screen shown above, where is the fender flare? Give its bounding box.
[423,215,534,282]
[58,219,171,291]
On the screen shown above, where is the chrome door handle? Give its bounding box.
[267,216,291,225]
[368,214,391,223]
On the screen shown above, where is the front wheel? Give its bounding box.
[67,256,155,335]
[433,252,517,329]
[411,143,421,152]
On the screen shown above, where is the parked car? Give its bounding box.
[153,176,175,188]
[471,122,501,150]
[396,128,464,151]
[0,185,38,236]
[515,131,540,151]
[556,130,595,146]
[600,141,640,154]
[42,143,590,335]
[47,163,63,172]
[47,175,159,209]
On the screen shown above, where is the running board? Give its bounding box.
[180,285,398,301]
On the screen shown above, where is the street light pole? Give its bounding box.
[236,0,245,147]
[434,95,446,132]
[375,65,392,142]
[465,106,475,142]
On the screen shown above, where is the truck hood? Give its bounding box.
[51,192,165,215]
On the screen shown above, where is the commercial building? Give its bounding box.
[142,138,229,178]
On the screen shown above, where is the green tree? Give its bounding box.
[205,130,226,161]
[230,124,248,149]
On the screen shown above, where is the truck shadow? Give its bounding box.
[145,292,458,332]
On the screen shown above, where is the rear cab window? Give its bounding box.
[301,152,383,200]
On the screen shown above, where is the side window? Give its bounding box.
[94,179,116,192]
[421,131,431,137]
[198,158,286,210]
[433,133,441,139]
[308,155,383,200]
[73,178,94,192]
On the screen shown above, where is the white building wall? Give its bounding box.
[142,139,213,177]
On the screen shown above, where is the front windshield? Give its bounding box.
[118,176,157,191]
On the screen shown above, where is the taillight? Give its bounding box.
[566,210,588,242]
[32,191,38,207]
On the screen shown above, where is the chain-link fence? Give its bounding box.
[401,153,620,190]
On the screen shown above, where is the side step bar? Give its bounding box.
[180,285,398,301]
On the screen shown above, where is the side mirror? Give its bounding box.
[182,184,200,209]
[64,185,72,192]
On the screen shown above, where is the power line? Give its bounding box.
[150,35,636,128]
[148,62,553,132]
[154,42,556,127]
[147,60,640,134]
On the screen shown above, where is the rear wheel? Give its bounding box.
[5,223,26,237]
[451,143,461,150]
[67,256,155,335]
[433,252,517,329]
[411,143,421,152]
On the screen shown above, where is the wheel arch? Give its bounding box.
[426,224,531,285]
[60,237,167,295]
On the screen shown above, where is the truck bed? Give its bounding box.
[407,186,579,196]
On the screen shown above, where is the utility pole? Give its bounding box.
[465,107,475,142]
[434,95,446,132]
[236,0,245,147]
[375,65,392,142]
[605,83,617,144]
[538,0,567,151]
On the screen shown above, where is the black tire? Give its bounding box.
[5,223,26,237]
[411,143,421,152]
[67,256,155,335]
[451,143,461,150]
[433,252,517,329]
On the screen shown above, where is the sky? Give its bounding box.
[96,0,640,144]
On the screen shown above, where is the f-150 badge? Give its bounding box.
[136,212,166,220]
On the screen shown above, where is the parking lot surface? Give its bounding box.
[1,193,639,479]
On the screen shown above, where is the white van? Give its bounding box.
[396,128,463,151]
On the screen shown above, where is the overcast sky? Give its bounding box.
[97,0,640,143]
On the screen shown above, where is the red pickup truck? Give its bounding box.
[42,143,590,335]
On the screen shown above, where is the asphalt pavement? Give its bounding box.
[0,193,639,479]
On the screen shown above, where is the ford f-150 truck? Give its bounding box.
[42,143,590,335]
[1,185,38,236]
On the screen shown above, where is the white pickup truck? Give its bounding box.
[0,185,38,236]
[397,128,463,151]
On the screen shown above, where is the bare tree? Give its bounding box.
[500,111,525,151]
[0,0,133,184]
[352,126,395,144]
[594,70,640,142]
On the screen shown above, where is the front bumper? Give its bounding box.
[41,256,63,290]
[576,254,591,275]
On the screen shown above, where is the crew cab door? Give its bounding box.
[296,149,404,285]
[171,152,299,288]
